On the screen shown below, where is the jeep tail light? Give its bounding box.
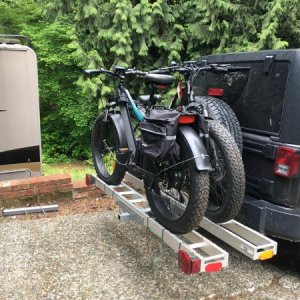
[208,88,224,97]
[274,147,299,178]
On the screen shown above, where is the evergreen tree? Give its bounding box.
[186,0,300,54]
[49,0,300,100]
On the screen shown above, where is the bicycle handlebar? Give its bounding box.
[84,63,250,78]
[84,68,115,76]
[149,62,250,76]
[150,64,227,75]
[84,67,147,78]
[125,69,147,76]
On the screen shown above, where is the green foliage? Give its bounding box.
[22,21,98,161]
[0,1,98,161]
[0,0,41,34]
[42,161,95,181]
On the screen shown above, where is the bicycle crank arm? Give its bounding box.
[128,163,160,181]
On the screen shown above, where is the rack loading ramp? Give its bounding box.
[86,173,277,274]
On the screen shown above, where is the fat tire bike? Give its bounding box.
[145,62,246,223]
[86,66,213,233]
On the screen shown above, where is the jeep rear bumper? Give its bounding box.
[238,195,300,242]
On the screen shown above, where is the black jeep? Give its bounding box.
[193,49,300,243]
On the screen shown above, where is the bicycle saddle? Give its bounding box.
[144,74,174,85]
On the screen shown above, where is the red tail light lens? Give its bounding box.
[205,262,223,272]
[178,250,201,274]
[179,115,196,124]
[85,174,96,186]
[85,174,91,186]
[155,84,167,90]
[274,147,299,178]
[208,88,224,97]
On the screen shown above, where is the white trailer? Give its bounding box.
[0,35,42,180]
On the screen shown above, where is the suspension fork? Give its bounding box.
[195,114,211,155]
[118,85,145,159]
[119,104,137,157]
[201,116,219,166]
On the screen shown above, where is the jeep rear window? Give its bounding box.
[193,62,289,135]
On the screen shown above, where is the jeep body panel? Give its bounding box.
[194,50,300,241]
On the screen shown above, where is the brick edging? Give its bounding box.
[0,175,104,209]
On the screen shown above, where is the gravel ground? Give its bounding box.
[0,211,299,300]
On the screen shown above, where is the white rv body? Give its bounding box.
[0,43,42,180]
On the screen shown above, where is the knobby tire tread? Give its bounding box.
[91,114,127,185]
[195,96,243,151]
[206,120,245,223]
[144,137,210,234]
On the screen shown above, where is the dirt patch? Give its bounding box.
[0,174,119,221]
[1,194,117,221]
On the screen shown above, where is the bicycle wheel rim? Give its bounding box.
[148,164,191,221]
[94,121,118,178]
[207,139,228,212]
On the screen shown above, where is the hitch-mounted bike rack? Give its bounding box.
[86,173,277,274]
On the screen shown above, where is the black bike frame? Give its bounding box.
[114,84,146,158]
[118,89,137,157]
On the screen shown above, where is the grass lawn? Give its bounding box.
[42,161,95,182]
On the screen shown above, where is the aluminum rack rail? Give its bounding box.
[123,173,277,261]
[86,174,228,274]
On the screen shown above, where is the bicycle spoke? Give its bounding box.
[210,180,224,208]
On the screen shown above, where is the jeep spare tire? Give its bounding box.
[194,96,243,152]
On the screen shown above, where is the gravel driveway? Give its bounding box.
[0,211,299,299]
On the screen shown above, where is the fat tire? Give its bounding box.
[144,136,210,234]
[206,120,245,223]
[91,114,127,185]
[195,96,243,151]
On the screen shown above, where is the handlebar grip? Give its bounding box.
[84,69,102,74]
[149,68,170,74]
[125,69,147,76]
[84,68,115,76]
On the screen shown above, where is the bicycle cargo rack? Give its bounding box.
[86,173,277,274]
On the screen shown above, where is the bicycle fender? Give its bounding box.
[177,126,213,171]
[109,114,128,148]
